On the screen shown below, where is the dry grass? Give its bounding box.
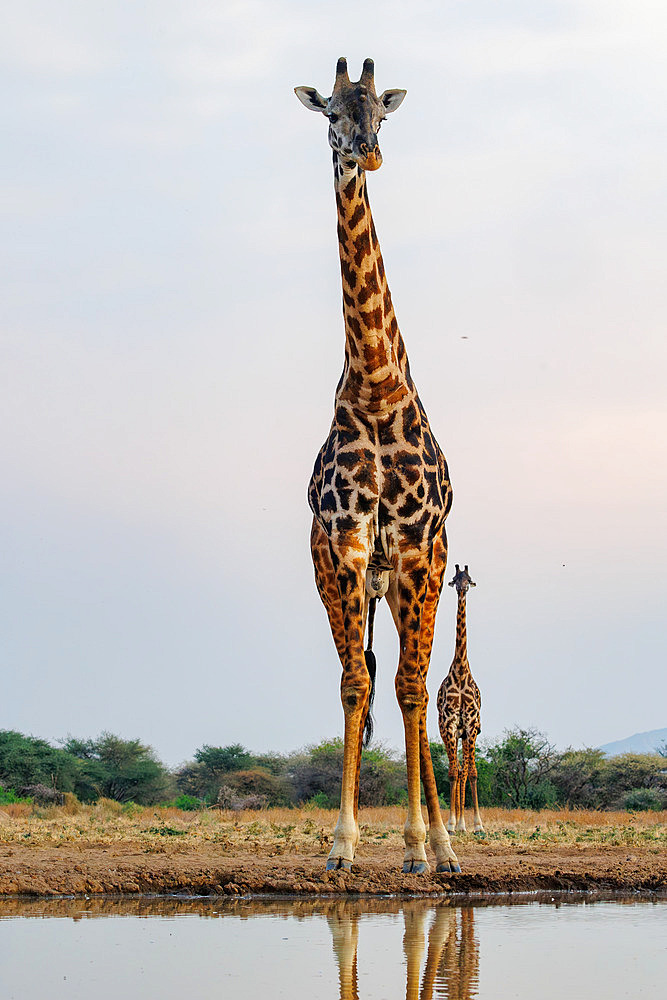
[0,802,666,854]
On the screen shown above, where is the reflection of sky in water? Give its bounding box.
[0,897,665,999]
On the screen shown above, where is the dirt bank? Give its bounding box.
[1,841,665,897]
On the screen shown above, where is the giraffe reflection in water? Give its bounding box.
[327,900,479,1000]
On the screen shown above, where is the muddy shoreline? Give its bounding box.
[2,842,665,898]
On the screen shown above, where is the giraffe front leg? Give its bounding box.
[397,670,429,873]
[420,714,460,873]
[311,521,370,871]
[327,665,369,870]
[326,545,370,872]
[456,747,469,833]
[328,902,360,998]
[403,902,428,1000]
[444,732,459,835]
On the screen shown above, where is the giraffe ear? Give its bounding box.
[379,89,407,114]
[294,87,329,113]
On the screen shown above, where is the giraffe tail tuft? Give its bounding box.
[362,649,377,748]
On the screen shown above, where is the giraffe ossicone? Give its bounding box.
[437,565,485,835]
[297,58,461,875]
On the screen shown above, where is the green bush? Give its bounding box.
[0,785,32,805]
[623,787,664,811]
[289,739,408,808]
[172,794,203,811]
[598,753,666,809]
[306,790,336,809]
[485,728,558,808]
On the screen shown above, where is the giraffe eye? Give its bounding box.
[328,113,339,124]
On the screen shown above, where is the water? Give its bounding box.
[1,895,665,999]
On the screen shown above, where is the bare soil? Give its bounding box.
[1,804,665,897]
[2,840,665,898]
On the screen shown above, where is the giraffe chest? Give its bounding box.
[308,395,452,555]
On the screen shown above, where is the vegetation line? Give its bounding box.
[1,727,666,814]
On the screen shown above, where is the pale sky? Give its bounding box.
[2,1,666,765]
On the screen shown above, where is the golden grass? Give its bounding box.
[0,802,665,854]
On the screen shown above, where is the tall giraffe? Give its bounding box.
[295,57,460,874]
[437,565,484,834]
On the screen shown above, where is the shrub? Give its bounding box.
[18,784,65,806]
[216,785,267,810]
[172,794,202,811]
[485,728,558,808]
[598,753,667,809]
[64,733,174,804]
[0,785,32,805]
[173,761,209,799]
[221,768,291,807]
[624,787,664,811]
[551,748,607,809]
[288,739,408,807]
[305,791,335,809]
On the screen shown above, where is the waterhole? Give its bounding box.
[1,894,664,998]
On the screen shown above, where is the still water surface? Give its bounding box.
[1,895,665,999]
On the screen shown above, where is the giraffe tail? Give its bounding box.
[362,649,377,748]
[362,597,378,748]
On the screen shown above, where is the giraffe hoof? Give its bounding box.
[435,861,462,874]
[326,857,352,872]
[402,860,430,875]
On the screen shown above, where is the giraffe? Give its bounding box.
[437,565,484,835]
[295,57,460,875]
[436,905,479,1000]
[326,899,477,1000]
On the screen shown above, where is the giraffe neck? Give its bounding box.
[333,152,412,413]
[452,590,469,671]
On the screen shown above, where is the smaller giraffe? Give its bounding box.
[437,565,484,835]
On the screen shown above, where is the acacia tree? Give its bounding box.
[485,728,558,808]
[0,730,78,793]
[63,733,173,804]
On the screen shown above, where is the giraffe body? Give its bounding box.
[296,58,459,874]
[437,566,484,834]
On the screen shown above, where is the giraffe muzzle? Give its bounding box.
[356,141,382,171]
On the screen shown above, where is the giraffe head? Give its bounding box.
[448,564,476,594]
[295,57,406,171]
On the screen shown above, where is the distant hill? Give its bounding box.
[599,728,667,757]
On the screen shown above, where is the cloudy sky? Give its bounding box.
[2,1,666,765]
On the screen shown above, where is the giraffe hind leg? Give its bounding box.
[466,729,484,834]
[456,741,469,833]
